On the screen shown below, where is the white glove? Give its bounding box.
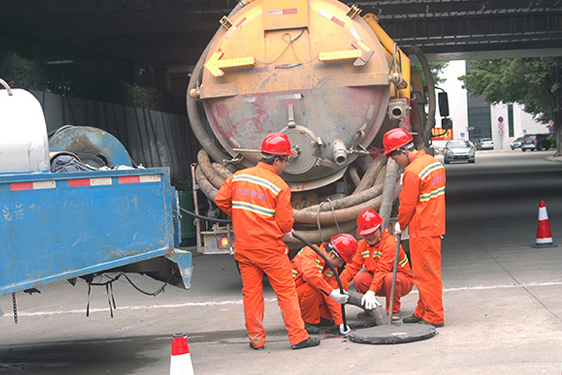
[329,289,349,304]
[394,222,403,235]
[361,290,381,310]
[339,324,351,335]
[284,230,294,240]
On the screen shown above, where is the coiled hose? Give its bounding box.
[192,148,401,244]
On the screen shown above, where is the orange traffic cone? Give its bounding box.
[170,333,194,375]
[532,201,557,248]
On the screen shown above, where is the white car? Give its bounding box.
[510,136,525,150]
[444,140,476,164]
[476,138,494,150]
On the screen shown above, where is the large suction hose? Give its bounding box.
[192,148,402,243]
[180,205,351,330]
[186,3,245,165]
[292,232,348,331]
[407,45,436,149]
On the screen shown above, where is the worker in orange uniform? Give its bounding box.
[383,128,446,328]
[215,132,320,350]
[339,209,414,320]
[290,233,358,335]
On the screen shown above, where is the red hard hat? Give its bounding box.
[357,209,383,236]
[260,132,295,156]
[329,233,358,263]
[383,128,413,156]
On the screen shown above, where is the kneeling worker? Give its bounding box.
[340,209,414,319]
[290,233,358,335]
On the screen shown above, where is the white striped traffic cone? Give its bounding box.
[170,333,194,375]
[532,201,557,248]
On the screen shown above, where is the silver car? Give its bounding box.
[476,138,494,150]
[444,140,476,164]
[510,136,525,150]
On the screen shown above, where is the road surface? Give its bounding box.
[1,149,561,374]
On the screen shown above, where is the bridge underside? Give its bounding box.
[1,0,561,92]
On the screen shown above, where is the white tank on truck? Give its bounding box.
[0,78,193,320]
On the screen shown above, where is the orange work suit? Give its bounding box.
[215,162,308,347]
[290,244,344,326]
[340,231,414,313]
[398,150,446,325]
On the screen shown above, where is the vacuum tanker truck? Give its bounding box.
[187,0,450,253]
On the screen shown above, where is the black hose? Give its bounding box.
[179,206,349,329]
[292,232,348,330]
[180,207,233,224]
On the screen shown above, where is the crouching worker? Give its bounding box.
[340,209,414,320]
[290,233,358,335]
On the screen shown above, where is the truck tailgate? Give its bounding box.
[0,168,184,296]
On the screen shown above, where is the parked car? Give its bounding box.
[521,134,551,151]
[510,136,525,150]
[444,140,476,164]
[476,138,494,150]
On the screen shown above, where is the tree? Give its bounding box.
[459,57,562,156]
[412,61,449,87]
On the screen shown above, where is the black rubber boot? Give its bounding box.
[304,323,320,334]
[402,314,423,324]
[291,337,321,350]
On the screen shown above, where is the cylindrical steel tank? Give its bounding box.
[196,0,390,191]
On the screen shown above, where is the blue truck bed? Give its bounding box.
[0,167,192,315]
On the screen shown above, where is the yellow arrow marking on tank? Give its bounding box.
[205,50,256,77]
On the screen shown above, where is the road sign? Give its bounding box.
[498,129,504,136]
[498,123,504,130]
[498,116,504,123]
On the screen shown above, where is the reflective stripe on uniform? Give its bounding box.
[373,251,382,258]
[418,162,444,180]
[419,186,445,202]
[315,259,324,273]
[361,250,369,258]
[233,174,281,195]
[399,255,408,267]
[232,201,276,216]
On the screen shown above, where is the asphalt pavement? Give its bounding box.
[1,149,562,374]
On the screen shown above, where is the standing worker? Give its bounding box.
[215,132,320,350]
[383,128,446,328]
[290,233,358,335]
[339,209,414,320]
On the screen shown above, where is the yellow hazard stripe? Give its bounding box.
[232,201,275,216]
[233,174,281,195]
[419,186,445,202]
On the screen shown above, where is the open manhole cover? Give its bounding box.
[349,323,436,344]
